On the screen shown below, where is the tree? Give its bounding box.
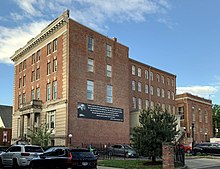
[212,104,220,137]
[28,123,53,148]
[132,107,178,163]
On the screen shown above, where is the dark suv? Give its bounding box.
[107,144,138,158]
[192,143,220,155]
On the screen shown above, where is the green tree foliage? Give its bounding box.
[28,123,53,148]
[132,107,178,162]
[212,104,220,137]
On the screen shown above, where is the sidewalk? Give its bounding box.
[98,166,122,169]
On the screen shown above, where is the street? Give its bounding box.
[186,157,220,169]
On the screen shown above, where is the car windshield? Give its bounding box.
[124,145,133,150]
[25,146,43,152]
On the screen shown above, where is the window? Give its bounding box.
[53,59,57,72]
[31,89,35,100]
[87,59,94,72]
[168,91,170,99]
[47,43,51,55]
[36,68,40,80]
[138,98,142,110]
[37,50,40,61]
[173,106,176,114]
[53,81,57,100]
[138,68,141,77]
[88,36,94,51]
[178,107,184,120]
[138,82,141,92]
[171,79,174,86]
[19,63,22,72]
[150,71,153,81]
[32,54,35,64]
[47,83,51,101]
[199,111,202,122]
[132,81,135,91]
[161,89,165,98]
[167,78,170,85]
[161,75,164,84]
[19,78,22,88]
[145,70,148,79]
[23,93,26,104]
[132,65,135,75]
[87,80,94,100]
[145,84,148,93]
[145,100,149,109]
[162,104,165,111]
[192,112,195,122]
[171,92,174,100]
[107,65,112,77]
[48,111,55,130]
[157,74,160,82]
[47,62,51,75]
[150,86,153,95]
[132,97,136,109]
[23,75,26,87]
[36,88,40,100]
[18,95,22,108]
[106,44,112,57]
[151,101,154,109]
[31,70,35,82]
[23,60,26,70]
[205,111,208,123]
[107,85,113,103]
[157,88,160,97]
[53,39,57,52]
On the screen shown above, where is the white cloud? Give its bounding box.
[1,0,171,64]
[177,85,219,100]
[0,21,49,64]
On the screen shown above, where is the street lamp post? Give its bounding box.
[68,134,72,147]
[192,123,195,149]
[205,132,207,142]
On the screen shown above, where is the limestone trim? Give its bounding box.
[175,97,212,106]
[11,10,69,62]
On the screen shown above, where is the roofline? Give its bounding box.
[129,58,176,77]
[10,10,70,62]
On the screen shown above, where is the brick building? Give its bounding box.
[176,93,213,144]
[129,59,176,128]
[10,10,130,147]
[0,105,12,146]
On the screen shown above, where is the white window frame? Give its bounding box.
[107,65,112,77]
[88,58,94,72]
[138,68,141,77]
[88,36,94,51]
[107,85,113,103]
[106,44,112,57]
[87,80,94,100]
[138,82,141,92]
[132,81,135,91]
[132,65,135,75]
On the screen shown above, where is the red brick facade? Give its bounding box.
[176,93,213,144]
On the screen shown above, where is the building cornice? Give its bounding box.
[10,10,69,62]
[175,97,212,106]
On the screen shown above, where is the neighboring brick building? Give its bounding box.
[0,105,12,146]
[176,93,213,144]
[129,59,176,128]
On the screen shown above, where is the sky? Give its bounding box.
[0,0,220,106]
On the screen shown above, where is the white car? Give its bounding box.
[0,144,44,168]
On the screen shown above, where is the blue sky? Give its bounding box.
[0,0,220,106]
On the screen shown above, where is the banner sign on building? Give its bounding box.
[77,102,124,122]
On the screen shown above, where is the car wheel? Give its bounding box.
[125,153,129,158]
[12,159,20,169]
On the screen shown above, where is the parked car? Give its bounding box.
[183,144,192,153]
[107,144,138,158]
[0,144,44,168]
[29,147,97,169]
[192,142,220,155]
